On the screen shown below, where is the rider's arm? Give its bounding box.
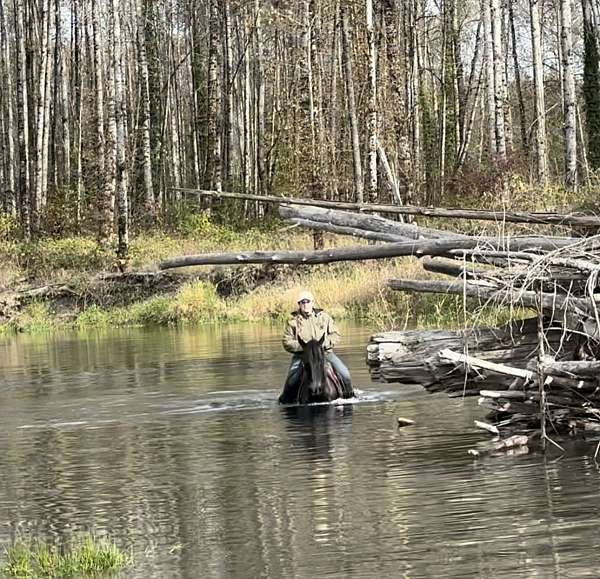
[282,318,302,353]
[324,314,341,351]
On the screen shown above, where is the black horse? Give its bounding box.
[279,336,354,404]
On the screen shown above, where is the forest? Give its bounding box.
[1,0,600,261]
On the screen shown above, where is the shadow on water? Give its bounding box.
[279,404,354,459]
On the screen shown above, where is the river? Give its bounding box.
[1,322,600,578]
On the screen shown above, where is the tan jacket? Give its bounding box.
[282,309,341,354]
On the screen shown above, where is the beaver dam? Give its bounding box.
[161,189,600,455]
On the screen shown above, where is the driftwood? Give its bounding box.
[175,187,600,227]
[367,318,576,392]
[468,435,531,457]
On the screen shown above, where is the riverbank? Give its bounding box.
[0,219,521,335]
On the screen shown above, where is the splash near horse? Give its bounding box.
[279,336,354,404]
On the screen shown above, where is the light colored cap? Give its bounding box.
[297,290,314,303]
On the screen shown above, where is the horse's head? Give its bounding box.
[298,335,327,399]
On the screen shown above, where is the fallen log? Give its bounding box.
[439,349,535,381]
[367,318,575,388]
[175,187,600,227]
[387,278,596,316]
[279,203,462,240]
[288,219,409,243]
[158,236,577,270]
[541,360,600,379]
[420,256,500,279]
[468,434,530,457]
[474,420,500,435]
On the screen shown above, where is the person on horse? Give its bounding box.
[280,290,351,402]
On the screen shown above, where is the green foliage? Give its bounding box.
[7,303,56,334]
[15,238,111,276]
[2,535,131,578]
[0,213,18,241]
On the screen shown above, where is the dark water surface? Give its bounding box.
[2,322,600,578]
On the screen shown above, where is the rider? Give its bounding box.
[280,290,351,402]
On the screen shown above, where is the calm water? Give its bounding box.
[2,322,600,578]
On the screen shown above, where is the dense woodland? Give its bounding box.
[1,0,600,255]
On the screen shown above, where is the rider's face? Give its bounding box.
[298,299,314,314]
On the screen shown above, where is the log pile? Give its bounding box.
[158,193,600,449]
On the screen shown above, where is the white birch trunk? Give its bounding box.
[0,0,16,214]
[32,0,50,234]
[341,1,364,203]
[530,0,548,185]
[255,0,265,194]
[366,0,378,203]
[483,0,497,156]
[14,0,30,236]
[560,0,577,190]
[136,0,154,213]
[111,0,128,263]
[490,0,506,158]
[102,1,117,245]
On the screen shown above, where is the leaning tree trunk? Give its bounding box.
[560,0,577,191]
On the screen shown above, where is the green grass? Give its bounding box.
[1,535,131,578]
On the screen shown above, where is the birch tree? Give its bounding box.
[560,0,578,190]
[530,0,548,184]
[366,0,378,203]
[341,1,363,202]
[0,0,15,215]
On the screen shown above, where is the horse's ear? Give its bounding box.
[298,337,306,348]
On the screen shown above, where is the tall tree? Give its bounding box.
[341,1,363,202]
[13,0,30,237]
[560,0,578,190]
[111,0,129,264]
[530,0,548,185]
[204,0,222,192]
[0,0,16,215]
[366,0,378,203]
[137,0,155,216]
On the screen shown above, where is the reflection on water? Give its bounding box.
[2,323,600,578]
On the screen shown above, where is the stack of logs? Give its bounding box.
[158,191,600,450]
